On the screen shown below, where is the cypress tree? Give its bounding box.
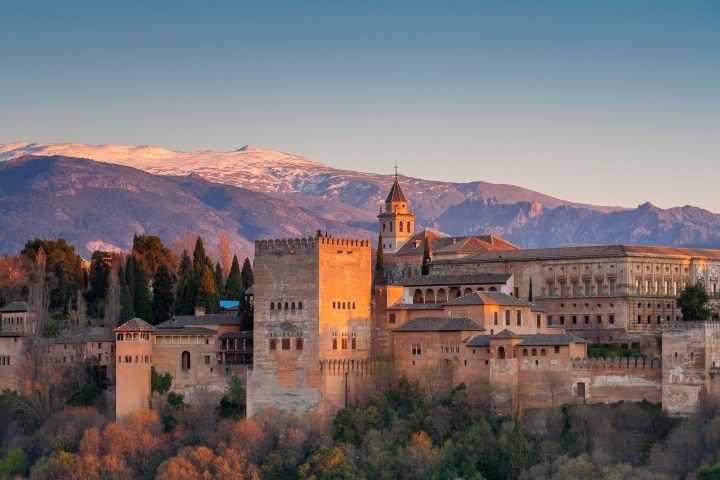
[528,278,533,303]
[214,262,225,299]
[225,255,244,300]
[196,265,220,313]
[192,237,207,273]
[151,264,174,324]
[130,257,153,323]
[241,258,254,291]
[421,238,431,275]
[175,250,197,315]
[374,233,386,286]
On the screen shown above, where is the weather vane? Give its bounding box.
[394,162,398,179]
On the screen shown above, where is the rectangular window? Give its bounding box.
[494,312,498,325]
[505,310,510,325]
[332,338,337,350]
[596,315,602,324]
[514,287,519,298]
[296,338,303,350]
[572,282,579,297]
[572,315,577,325]
[536,314,541,328]
[516,311,522,326]
[270,339,277,350]
[548,284,554,297]
[125,355,132,363]
[282,338,290,350]
[204,355,210,365]
[547,315,553,326]
[411,343,422,355]
[609,280,616,295]
[584,280,591,297]
[560,315,565,325]
[609,315,615,324]
[389,313,396,324]
[351,338,356,350]
[584,315,589,324]
[560,283,567,297]
[554,346,560,354]
[637,315,642,324]
[341,338,348,350]
[596,280,603,295]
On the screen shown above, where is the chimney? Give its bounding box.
[194,306,206,317]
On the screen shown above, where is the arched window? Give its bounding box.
[298,301,303,310]
[413,289,424,303]
[489,287,497,292]
[407,221,411,232]
[463,288,473,295]
[182,351,191,370]
[117,333,124,341]
[540,349,547,357]
[498,347,506,359]
[425,289,436,303]
[352,302,356,309]
[477,287,485,292]
[284,302,289,310]
[277,302,282,310]
[389,222,393,232]
[532,348,537,356]
[270,302,274,310]
[523,349,528,357]
[382,222,386,232]
[399,222,403,232]
[333,301,336,308]
[291,302,296,310]
[437,289,447,303]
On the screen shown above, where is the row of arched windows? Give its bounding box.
[381,221,412,233]
[118,354,152,364]
[522,348,547,357]
[116,332,150,341]
[332,301,356,310]
[270,301,303,311]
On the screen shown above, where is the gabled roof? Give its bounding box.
[385,178,407,203]
[0,301,31,313]
[156,314,242,329]
[467,335,490,347]
[393,316,484,332]
[154,327,217,336]
[393,273,512,287]
[491,329,523,339]
[219,331,254,339]
[392,230,520,258]
[443,291,533,307]
[115,318,155,332]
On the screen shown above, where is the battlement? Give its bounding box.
[572,356,662,370]
[254,237,370,256]
[664,321,720,332]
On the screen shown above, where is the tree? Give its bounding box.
[225,255,244,300]
[219,231,232,275]
[374,233,386,286]
[421,238,431,275]
[67,291,89,389]
[175,251,198,315]
[528,278,533,303]
[104,269,121,327]
[196,265,220,314]
[193,237,207,273]
[132,234,176,278]
[86,251,112,315]
[677,282,711,321]
[127,256,153,322]
[241,257,254,292]
[151,265,175,324]
[22,238,84,310]
[214,262,225,299]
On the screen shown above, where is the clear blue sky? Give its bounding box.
[1,1,718,211]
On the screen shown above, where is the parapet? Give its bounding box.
[254,236,370,256]
[571,356,662,370]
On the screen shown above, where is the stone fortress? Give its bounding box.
[1,174,720,418]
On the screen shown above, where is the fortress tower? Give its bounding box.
[378,170,414,254]
[114,318,154,418]
[247,236,372,417]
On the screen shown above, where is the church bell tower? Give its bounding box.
[378,167,414,254]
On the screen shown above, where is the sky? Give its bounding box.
[1,1,718,211]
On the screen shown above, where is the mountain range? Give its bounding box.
[0,142,719,258]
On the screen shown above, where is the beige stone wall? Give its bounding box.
[115,336,153,418]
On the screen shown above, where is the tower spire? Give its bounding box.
[394,162,398,180]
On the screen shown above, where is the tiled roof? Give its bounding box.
[154,327,217,336]
[518,334,587,346]
[219,331,253,339]
[440,244,720,264]
[393,316,485,332]
[443,291,533,307]
[492,329,523,338]
[392,230,520,258]
[385,178,408,203]
[115,318,155,332]
[393,273,512,287]
[467,335,490,347]
[156,314,242,329]
[387,303,443,310]
[0,301,31,313]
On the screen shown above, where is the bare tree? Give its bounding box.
[68,291,89,389]
[104,269,121,327]
[419,359,454,404]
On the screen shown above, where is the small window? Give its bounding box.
[291,302,295,310]
[332,338,337,350]
[181,351,191,370]
[541,349,547,356]
[584,315,589,324]
[609,315,615,324]
[411,343,422,355]
[270,339,277,351]
[298,301,303,309]
[296,338,303,350]
[532,348,537,356]
[204,355,210,365]
[341,338,348,350]
[389,313,396,324]
[282,338,290,350]
[352,302,356,309]
[351,338,356,350]
[516,311,522,326]
[333,301,336,308]
[554,346,560,354]
[270,302,275,310]
[522,349,528,357]
[284,302,289,310]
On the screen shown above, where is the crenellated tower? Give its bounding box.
[378,168,414,254]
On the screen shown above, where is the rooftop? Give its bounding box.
[393,273,512,287]
[0,301,31,313]
[154,327,217,336]
[443,291,533,307]
[115,318,155,332]
[393,316,485,332]
[387,303,443,310]
[219,331,254,339]
[385,178,408,204]
[156,314,242,329]
[518,334,587,346]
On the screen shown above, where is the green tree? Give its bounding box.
[677,282,711,320]
[374,233,386,286]
[0,447,30,478]
[175,251,198,315]
[119,265,134,323]
[196,265,220,314]
[421,238,431,275]
[127,256,153,322]
[86,251,113,316]
[214,262,225,299]
[225,255,244,300]
[151,265,174,324]
[132,234,176,278]
[192,237,207,273]
[22,238,84,310]
[528,278,533,303]
[241,257,254,291]
[151,366,173,395]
